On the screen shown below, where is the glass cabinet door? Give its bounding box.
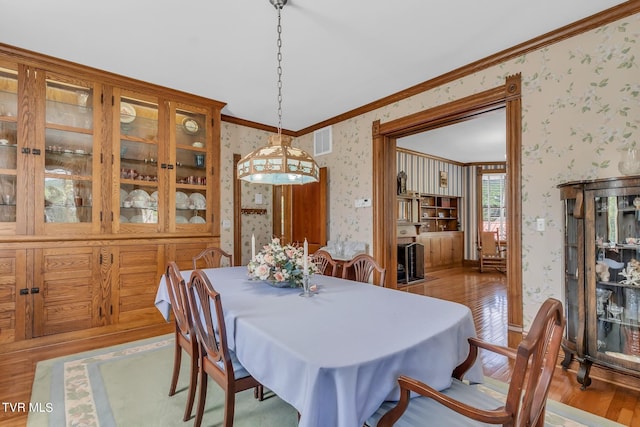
[0,65,18,232]
[171,103,209,229]
[589,190,640,369]
[561,191,583,358]
[41,73,98,232]
[115,91,160,230]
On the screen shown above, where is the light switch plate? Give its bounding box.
[536,218,545,232]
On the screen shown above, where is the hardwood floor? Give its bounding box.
[1,267,638,426]
[417,267,640,427]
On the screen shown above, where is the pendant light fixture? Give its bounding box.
[237,0,319,185]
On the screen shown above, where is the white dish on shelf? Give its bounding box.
[189,192,206,209]
[191,141,204,148]
[45,185,66,206]
[120,215,128,223]
[120,189,128,207]
[149,191,159,208]
[189,215,206,224]
[176,191,189,209]
[127,189,150,208]
[176,215,189,224]
[129,215,145,223]
[120,102,137,124]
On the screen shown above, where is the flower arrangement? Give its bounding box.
[248,237,317,288]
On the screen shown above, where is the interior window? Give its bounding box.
[481,172,506,240]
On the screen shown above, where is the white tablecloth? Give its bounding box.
[155,266,483,427]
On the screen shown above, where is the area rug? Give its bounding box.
[28,334,623,427]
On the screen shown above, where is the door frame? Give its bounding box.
[372,74,523,347]
[233,153,241,266]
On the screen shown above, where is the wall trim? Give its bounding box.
[222,2,640,136]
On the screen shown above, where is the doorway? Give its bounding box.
[372,74,523,347]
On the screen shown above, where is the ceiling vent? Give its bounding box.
[314,126,332,156]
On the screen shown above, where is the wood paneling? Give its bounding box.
[113,245,164,326]
[33,247,99,337]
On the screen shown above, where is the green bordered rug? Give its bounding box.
[28,334,623,427]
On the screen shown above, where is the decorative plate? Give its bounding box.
[44,185,66,206]
[127,189,150,208]
[120,102,137,124]
[175,191,189,209]
[189,215,206,224]
[129,215,145,223]
[182,118,199,134]
[120,189,128,207]
[120,215,128,223]
[176,215,189,224]
[189,192,206,209]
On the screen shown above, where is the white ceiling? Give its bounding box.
[397,108,506,163]
[0,0,626,134]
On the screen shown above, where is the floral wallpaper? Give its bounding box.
[220,13,640,329]
[219,125,274,265]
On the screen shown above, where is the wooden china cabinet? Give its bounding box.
[0,45,223,346]
[558,177,640,388]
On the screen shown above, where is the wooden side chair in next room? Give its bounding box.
[367,298,565,427]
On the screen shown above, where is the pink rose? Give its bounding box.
[256,264,270,279]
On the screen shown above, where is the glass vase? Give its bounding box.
[618,147,640,176]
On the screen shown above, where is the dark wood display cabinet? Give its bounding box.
[559,177,640,389]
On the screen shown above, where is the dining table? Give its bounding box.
[155,266,483,427]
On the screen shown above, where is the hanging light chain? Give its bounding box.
[276,3,284,136]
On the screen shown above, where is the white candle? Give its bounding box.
[303,238,308,274]
[251,234,256,260]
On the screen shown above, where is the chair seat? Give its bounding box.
[366,379,503,427]
[215,349,251,380]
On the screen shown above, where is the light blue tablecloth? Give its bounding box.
[155,266,483,427]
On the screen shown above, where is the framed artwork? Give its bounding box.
[439,170,448,187]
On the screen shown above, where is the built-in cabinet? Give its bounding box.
[417,231,464,271]
[559,177,640,389]
[418,195,459,232]
[397,192,463,272]
[0,47,223,346]
[397,193,460,232]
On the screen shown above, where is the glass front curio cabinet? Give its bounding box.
[559,177,640,389]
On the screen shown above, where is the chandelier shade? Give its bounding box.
[236,0,319,185]
[237,134,319,184]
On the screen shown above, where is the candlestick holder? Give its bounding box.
[299,274,313,297]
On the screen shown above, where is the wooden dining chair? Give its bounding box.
[165,261,198,422]
[342,253,386,286]
[311,249,338,276]
[367,298,565,427]
[192,247,233,269]
[478,230,506,273]
[186,269,264,427]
